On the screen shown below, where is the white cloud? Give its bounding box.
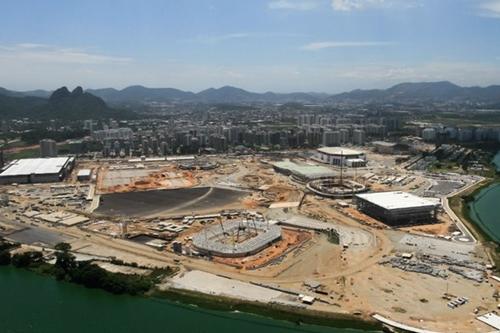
[0,43,132,65]
[330,0,419,11]
[479,0,500,17]
[302,41,394,50]
[327,62,500,89]
[268,0,319,10]
[191,33,251,44]
[1,44,499,93]
[190,32,305,44]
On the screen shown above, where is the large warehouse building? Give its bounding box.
[0,157,75,184]
[355,191,439,226]
[315,147,367,167]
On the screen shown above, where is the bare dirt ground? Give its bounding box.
[97,165,198,193]
[400,211,458,236]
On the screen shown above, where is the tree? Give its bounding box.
[0,250,11,265]
[55,242,71,252]
[54,242,75,280]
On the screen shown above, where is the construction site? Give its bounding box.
[1,147,499,333]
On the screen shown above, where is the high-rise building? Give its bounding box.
[353,130,366,146]
[422,128,437,142]
[83,119,94,133]
[339,128,350,144]
[322,131,341,146]
[40,139,58,157]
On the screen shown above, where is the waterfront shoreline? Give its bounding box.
[454,179,500,241]
[2,261,382,332]
[449,176,500,267]
[152,286,383,331]
[1,265,381,333]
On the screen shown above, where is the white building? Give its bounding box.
[92,127,133,141]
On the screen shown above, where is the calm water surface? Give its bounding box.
[468,151,500,242]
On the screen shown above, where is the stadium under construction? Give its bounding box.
[307,177,367,198]
[192,219,282,258]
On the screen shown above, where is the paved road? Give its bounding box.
[442,177,485,243]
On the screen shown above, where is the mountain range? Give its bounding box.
[1,81,500,120]
[86,81,500,104]
[85,85,328,104]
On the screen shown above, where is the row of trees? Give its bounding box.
[21,128,89,145]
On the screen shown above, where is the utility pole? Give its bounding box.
[340,150,344,186]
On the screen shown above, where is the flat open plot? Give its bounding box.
[96,187,249,217]
[101,168,153,188]
[7,227,74,247]
[386,230,481,262]
[167,270,293,303]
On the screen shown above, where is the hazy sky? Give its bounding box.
[1,0,500,93]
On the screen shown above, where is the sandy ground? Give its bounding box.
[95,261,152,275]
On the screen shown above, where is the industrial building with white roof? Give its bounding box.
[0,157,75,184]
[355,191,439,226]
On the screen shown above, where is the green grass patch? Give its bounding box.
[4,147,40,160]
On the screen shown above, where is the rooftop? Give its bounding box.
[0,157,73,177]
[372,141,397,147]
[272,160,336,179]
[317,147,363,156]
[355,191,438,210]
[77,169,92,177]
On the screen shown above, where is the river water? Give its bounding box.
[0,266,380,333]
[467,151,500,243]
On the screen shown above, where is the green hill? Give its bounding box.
[0,86,136,120]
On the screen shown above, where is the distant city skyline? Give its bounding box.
[1,0,500,93]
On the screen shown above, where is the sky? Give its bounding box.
[1,0,500,93]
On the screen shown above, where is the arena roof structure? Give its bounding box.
[372,141,397,147]
[317,147,363,156]
[272,160,336,181]
[355,191,437,210]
